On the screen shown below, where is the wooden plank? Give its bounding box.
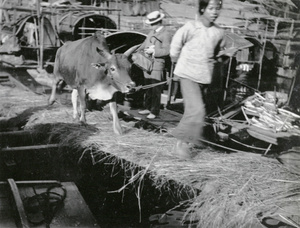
[0,130,33,136]
[0,180,60,186]
[0,185,16,228]
[120,107,182,129]
[247,129,278,145]
[7,74,33,93]
[7,179,30,228]
[1,144,59,152]
[47,182,99,227]
[248,125,293,139]
[0,181,99,228]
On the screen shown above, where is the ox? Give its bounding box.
[49,32,135,135]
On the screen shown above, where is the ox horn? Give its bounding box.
[123,44,141,57]
[96,47,112,60]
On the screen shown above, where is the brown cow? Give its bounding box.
[49,32,135,135]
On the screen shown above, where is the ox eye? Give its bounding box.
[110,66,116,72]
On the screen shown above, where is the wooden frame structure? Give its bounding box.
[0,0,122,69]
[219,14,300,105]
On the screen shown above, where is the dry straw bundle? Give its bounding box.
[2,83,299,228]
[0,84,46,119]
[25,104,300,228]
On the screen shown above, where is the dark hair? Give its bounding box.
[198,0,223,15]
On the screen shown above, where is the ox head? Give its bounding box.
[91,47,136,94]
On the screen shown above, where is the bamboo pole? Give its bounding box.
[12,7,17,47]
[223,56,233,102]
[40,11,44,68]
[118,8,120,29]
[1,144,59,152]
[32,17,40,66]
[257,24,268,90]
[0,6,121,13]
[287,71,296,105]
[0,0,3,33]
[36,0,43,69]
[166,62,175,107]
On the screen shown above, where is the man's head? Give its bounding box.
[199,0,222,23]
[145,11,165,26]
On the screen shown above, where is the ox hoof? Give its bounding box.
[114,126,123,135]
[79,115,86,123]
[173,140,192,160]
[114,129,123,135]
[79,121,88,127]
[73,114,79,120]
[48,99,55,105]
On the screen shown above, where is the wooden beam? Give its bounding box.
[0,180,61,186]
[1,144,59,152]
[247,129,278,145]
[6,178,30,228]
[0,130,35,137]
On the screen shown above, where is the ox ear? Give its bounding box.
[96,47,112,60]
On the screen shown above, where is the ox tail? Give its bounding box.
[49,47,63,105]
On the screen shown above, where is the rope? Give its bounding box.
[23,184,67,227]
[198,137,272,154]
[128,77,171,93]
[229,137,270,151]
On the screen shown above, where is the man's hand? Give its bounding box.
[236,63,253,72]
[144,45,155,55]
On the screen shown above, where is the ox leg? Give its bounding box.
[71,89,79,120]
[109,101,123,135]
[77,87,87,123]
[49,79,58,105]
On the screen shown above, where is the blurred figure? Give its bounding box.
[136,11,172,119]
[170,0,236,159]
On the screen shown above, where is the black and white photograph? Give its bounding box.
[0,0,300,227]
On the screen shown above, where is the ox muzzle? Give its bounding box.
[126,81,136,93]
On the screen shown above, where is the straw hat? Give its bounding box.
[145,11,165,25]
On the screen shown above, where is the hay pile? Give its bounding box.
[24,103,300,228]
[82,123,300,228]
[2,83,300,228]
[0,84,47,119]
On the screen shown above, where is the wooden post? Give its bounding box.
[287,72,296,105]
[7,179,31,228]
[12,7,17,47]
[289,19,295,38]
[40,11,44,68]
[264,143,272,155]
[118,9,120,29]
[273,19,278,41]
[0,0,3,33]
[36,0,44,69]
[223,56,233,102]
[33,17,40,66]
[81,17,86,39]
[257,23,268,90]
[166,62,175,107]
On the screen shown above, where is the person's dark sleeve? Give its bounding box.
[154,30,172,58]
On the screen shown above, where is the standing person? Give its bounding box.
[170,0,236,158]
[137,11,172,119]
